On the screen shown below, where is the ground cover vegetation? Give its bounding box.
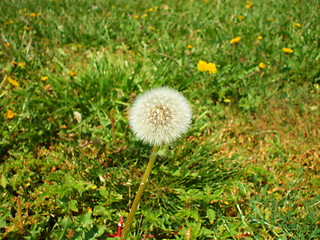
[0,0,319,239]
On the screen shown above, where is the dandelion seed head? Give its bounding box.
[129,87,192,146]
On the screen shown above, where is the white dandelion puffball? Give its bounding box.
[129,87,192,146]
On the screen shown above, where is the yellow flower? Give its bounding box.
[230,36,241,44]
[5,110,16,120]
[10,61,17,67]
[4,20,14,26]
[44,84,52,91]
[18,62,26,67]
[187,44,193,49]
[37,12,41,16]
[207,63,218,74]
[30,13,36,17]
[245,1,253,8]
[161,4,169,10]
[133,15,139,19]
[268,17,275,22]
[257,36,263,40]
[7,76,20,87]
[294,22,301,27]
[282,47,294,53]
[5,42,11,47]
[40,76,48,82]
[197,60,208,72]
[24,26,33,31]
[150,26,156,31]
[259,62,267,69]
[69,71,76,77]
[238,16,245,21]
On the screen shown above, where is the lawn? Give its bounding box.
[0,0,319,239]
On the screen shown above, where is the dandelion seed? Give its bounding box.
[74,111,82,123]
[282,47,294,53]
[129,87,192,146]
[197,60,208,72]
[230,36,241,44]
[259,62,267,69]
[207,63,218,74]
[5,110,16,119]
[7,76,20,87]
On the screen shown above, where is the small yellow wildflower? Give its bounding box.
[5,110,16,120]
[245,1,253,8]
[282,47,294,53]
[161,4,169,10]
[238,16,245,21]
[10,61,17,67]
[259,62,267,69]
[40,76,48,82]
[5,42,11,47]
[7,76,20,87]
[257,36,263,40]
[69,71,76,77]
[141,13,148,17]
[294,22,301,27]
[268,17,275,22]
[207,63,218,74]
[197,60,208,72]
[133,15,139,19]
[44,84,52,91]
[4,20,14,26]
[30,13,36,17]
[187,44,193,49]
[37,13,41,16]
[24,26,33,31]
[18,62,26,67]
[150,27,156,31]
[230,36,241,44]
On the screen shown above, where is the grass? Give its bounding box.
[0,0,319,239]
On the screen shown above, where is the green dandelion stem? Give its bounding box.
[121,145,160,239]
